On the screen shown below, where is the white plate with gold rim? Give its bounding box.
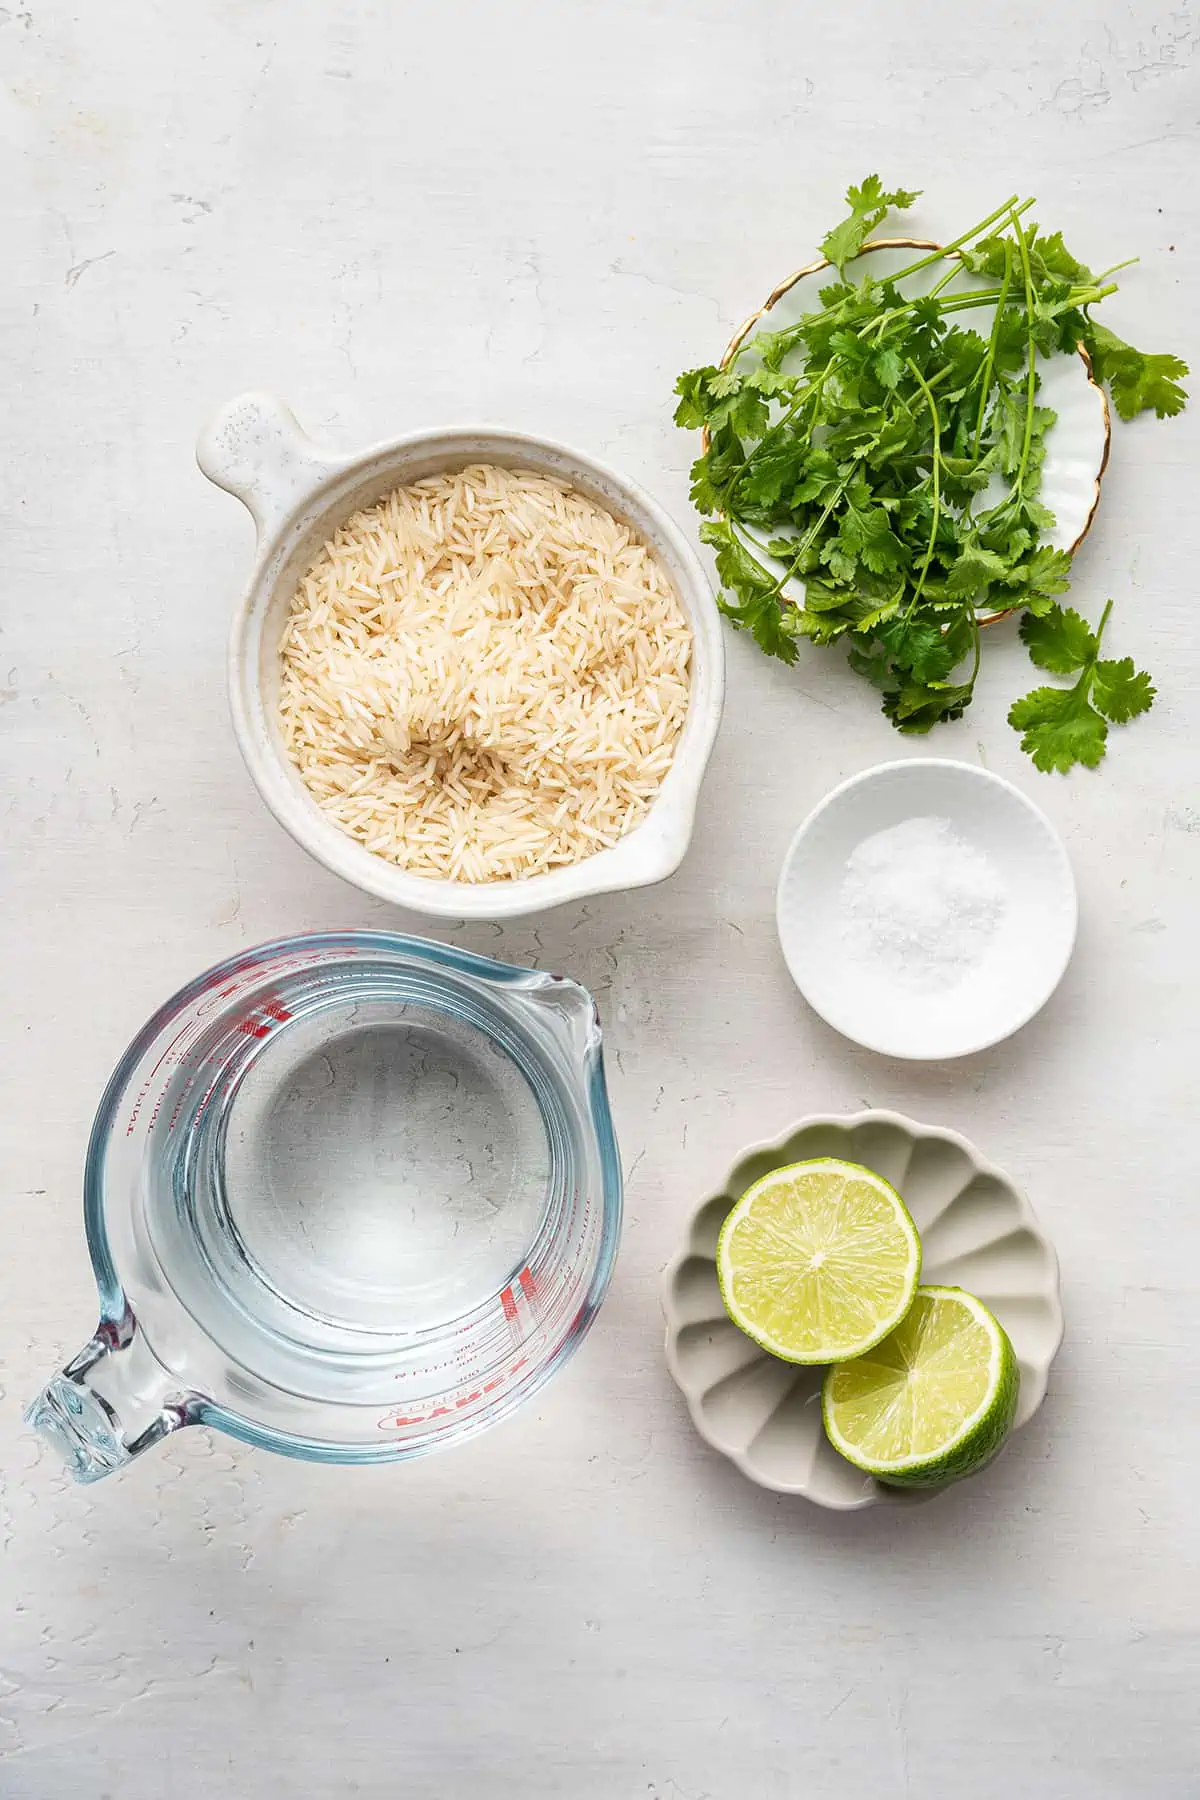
[722,238,1111,620]
[661,1111,1064,1512]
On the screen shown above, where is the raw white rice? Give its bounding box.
[277,464,693,882]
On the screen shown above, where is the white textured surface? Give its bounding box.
[3,2,1198,1795]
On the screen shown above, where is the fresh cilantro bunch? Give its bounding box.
[674,178,1187,770]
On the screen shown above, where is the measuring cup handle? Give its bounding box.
[196,390,346,541]
[26,1316,199,1484]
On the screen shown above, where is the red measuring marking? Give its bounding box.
[238,1000,291,1038]
[378,1358,530,1431]
[124,960,317,1135]
[500,1286,518,1324]
[125,1015,196,1134]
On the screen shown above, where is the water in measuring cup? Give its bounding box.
[219,1001,551,1337]
[183,993,553,1354]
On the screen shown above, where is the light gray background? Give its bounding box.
[3,3,1198,1795]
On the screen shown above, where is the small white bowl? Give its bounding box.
[662,1110,1064,1510]
[197,393,725,920]
[776,760,1077,1060]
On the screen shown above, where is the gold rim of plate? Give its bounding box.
[706,237,1112,629]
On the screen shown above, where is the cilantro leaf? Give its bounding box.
[1001,545,1074,615]
[1024,225,1095,285]
[745,368,795,397]
[703,380,771,440]
[940,454,994,495]
[738,442,808,511]
[790,453,841,504]
[821,540,858,584]
[873,346,905,389]
[1031,282,1088,356]
[1084,321,1189,420]
[847,640,894,687]
[753,323,807,373]
[672,367,720,430]
[788,607,852,645]
[687,422,745,514]
[1022,544,1074,592]
[700,520,797,664]
[821,175,921,274]
[854,597,903,633]
[687,456,725,516]
[944,545,1014,597]
[884,619,959,683]
[1019,605,1096,673]
[840,506,907,575]
[883,677,975,733]
[1009,685,1108,772]
[1092,657,1156,722]
[1017,497,1057,534]
[673,367,788,440]
[958,235,1012,278]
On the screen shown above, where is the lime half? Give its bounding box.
[716,1158,921,1364]
[823,1286,1020,1488]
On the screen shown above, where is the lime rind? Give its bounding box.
[822,1286,1020,1487]
[716,1158,922,1365]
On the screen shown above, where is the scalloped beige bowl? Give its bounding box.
[662,1111,1064,1511]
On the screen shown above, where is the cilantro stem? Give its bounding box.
[904,356,942,616]
[864,260,961,345]
[1011,210,1038,497]
[893,196,1034,281]
[1094,257,1138,282]
[860,275,1113,353]
[728,323,802,372]
[726,472,852,614]
[936,280,1118,318]
[927,262,963,300]
[799,478,850,554]
[775,477,852,587]
[730,362,835,494]
[972,239,1013,459]
[1058,598,1113,712]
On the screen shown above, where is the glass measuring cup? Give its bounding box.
[26,932,622,1481]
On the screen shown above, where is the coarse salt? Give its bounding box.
[839,815,1006,992]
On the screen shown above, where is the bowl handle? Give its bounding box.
[25,1311,201,1484]
[197,390,346,539]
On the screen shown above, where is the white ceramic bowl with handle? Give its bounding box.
[197,393,725,919]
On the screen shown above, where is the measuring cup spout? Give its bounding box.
[26,1311,199,1484]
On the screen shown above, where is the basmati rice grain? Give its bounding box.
[277,464,693,883]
